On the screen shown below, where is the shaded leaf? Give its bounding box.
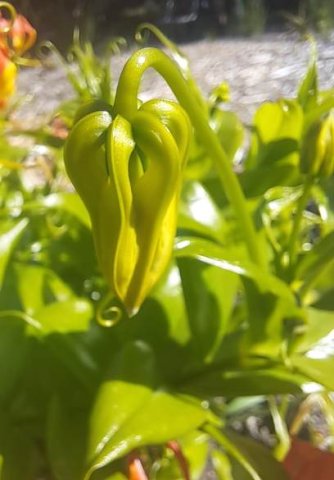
[1,426,41,480]
[178,257,238,362]
[0,314,30,404]
[47,396,88,480]
[180,364,314,398]
[226,429,289,480]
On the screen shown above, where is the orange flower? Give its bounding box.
[0,12,36,57]
[0,48,16,108]
[8,13,36,55]
[0,5,36,109]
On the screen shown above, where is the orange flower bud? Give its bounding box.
[8,14,36,55]
[0,12,36,57]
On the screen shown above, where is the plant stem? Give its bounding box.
[288,176,313,268]
[268,396,290,461]
[113,48,265,268]
[204,424,262,480]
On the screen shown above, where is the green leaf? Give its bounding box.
[297,45,318,111]
[0,314,30,405]
[304,93,334,131]
[15,264,46,316]
[243,278,286,357]
[205,425,289,480]
[292,351,334,391]
[244,109,305,189]
[1,426,41,480]
[26,192,91,228]
[0,218,28,289]
[35,298,92,335]
[47,396,88,480]
[181,364,313,398]
[174,236,303,356]
[181,431,209,480]
[0,137,27,164]
[226,429,290,480]
[174,237,295,305]
[86,341,207,477]
[179,181,225,242]
[295,230,334,293]
[240,163,300,198]
[296,308,334,354]
[15,264,93,335]
[211,109,244,162]
[255,100,303,145]
[212,449,233,480]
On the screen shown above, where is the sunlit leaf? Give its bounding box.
[292,353,334,391]
[254,100,303,145]
[212,449,233,480]
[35,298,92,334]
[181,431,209,480]
[86,341,208,477]
[179,181,225,242]
[26,192,91,228]
[296,308,334,354]
[297,45,318,111]
[211,109,244,162]
[0,218,28,289]
[174,236,295,304]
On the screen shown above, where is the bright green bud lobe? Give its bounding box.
[64,99,191,316]
[301,113,334,178]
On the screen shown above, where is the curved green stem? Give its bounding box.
[135,23,208,114]
[288,176,313,268]
[0,310,41,330]
[113,48,265,268]
[268,396,290,461]
[204,424,262,480]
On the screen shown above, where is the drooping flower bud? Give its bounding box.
[64,99,191,316]
[0,12,36,57]
[301,113,334,178]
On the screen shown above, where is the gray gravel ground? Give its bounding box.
[16,31,334,125]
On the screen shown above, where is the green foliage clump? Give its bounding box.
[1,18,334,480]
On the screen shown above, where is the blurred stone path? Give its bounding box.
[16,32,334,124]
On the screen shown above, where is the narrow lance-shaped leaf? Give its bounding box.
[0,218,28,289]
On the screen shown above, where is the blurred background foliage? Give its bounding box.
[12,0,334,49]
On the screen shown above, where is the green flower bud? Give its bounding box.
[301,112,334,178]
[64,99,191,316]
